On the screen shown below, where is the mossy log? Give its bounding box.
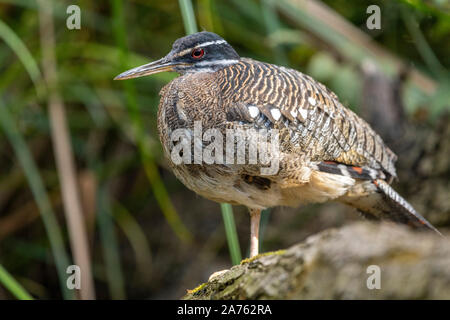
[183,222,450,299]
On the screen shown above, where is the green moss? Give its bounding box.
[240,249,286,265]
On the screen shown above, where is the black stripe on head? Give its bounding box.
[172,31,225,51]
[167,32,240,74]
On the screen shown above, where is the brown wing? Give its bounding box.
[217,58,398,179]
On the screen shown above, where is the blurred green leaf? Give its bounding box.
[0,101,73,300]
[0,264,34,300]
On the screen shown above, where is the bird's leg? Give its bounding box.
[249,208,261,258]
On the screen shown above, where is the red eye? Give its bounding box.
[191,48,205,59]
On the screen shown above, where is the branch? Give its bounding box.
[184,222,449,299]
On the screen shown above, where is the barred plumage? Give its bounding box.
[115,31,441,258]
[218,58,397,179]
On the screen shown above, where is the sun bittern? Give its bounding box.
[115,31,440,258]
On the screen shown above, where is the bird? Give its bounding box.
[115,31,441,258]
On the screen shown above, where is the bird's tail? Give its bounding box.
[339,179,441,235]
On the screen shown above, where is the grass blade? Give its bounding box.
[401,7,445,78]
[113,201,152,281]
[221,203,242,265]
[97,186,126,299]
[0,18,43,98]
[0,101,73,299]
[0,264,34,300]
[178,0,198,35]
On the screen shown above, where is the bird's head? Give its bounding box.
[114,31,240,80]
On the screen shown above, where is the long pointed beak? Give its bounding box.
[114,57,183,80]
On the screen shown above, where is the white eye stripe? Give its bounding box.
[195,59,239,66]
[177,59,238,73]
[186,67,215,73]
[176,40,228,57]
[195,39,227,48]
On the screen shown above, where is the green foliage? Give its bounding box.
[0,0,447,299]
